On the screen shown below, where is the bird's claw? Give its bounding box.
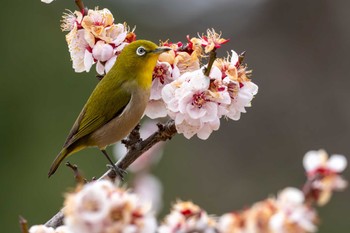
[106,164,127,180]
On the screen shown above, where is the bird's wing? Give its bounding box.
[63,81,132,148]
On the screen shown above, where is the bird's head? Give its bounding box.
[119,40,171,72]
[110,40,171,89]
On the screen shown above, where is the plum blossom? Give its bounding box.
[225,80,258,120]
[303,150,348,205]
[303,150,347,176]
[145,41,200,119]
[160,48,257,139]
[64,180,114,233]
[200,28,229,53]
[151,61,173,100]
[63,180,157,233]
[269,187,317,233]
[162,69,223,139]
[158,201,216,233]
[174,51,200,75]
[81,8,115,39]
[67,28,94,73]
[61,10,83,32]
[61,8,130,74]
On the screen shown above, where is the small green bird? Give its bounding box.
[48,40,171,178]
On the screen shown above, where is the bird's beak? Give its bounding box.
[151,47,172,54]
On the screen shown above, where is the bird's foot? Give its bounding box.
[106,164,127,181]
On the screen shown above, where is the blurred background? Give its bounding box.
[1,0,350,232]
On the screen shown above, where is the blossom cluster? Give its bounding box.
[60,6,257,140]
[28,150,347,233]
[303,149,347,206]
[61,8,134,75]
[30,180,156,233]
[158,201,216,233]
[146,31,258,139]
[217,187,317,233]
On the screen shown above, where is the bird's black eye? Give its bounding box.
[136,46,147,56]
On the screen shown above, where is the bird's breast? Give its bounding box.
[89,87,150,149]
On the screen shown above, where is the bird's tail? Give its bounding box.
[48,147,70,178]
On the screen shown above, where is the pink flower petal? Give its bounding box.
[145,100,167,119]
[92,41,114,62]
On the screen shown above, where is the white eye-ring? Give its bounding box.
[136,46,147,56]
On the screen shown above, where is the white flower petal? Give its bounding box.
[162,83,176,103]
[278,187,304,205]
[84,30,95,48]
[197,124,214,140]
[245,81,259,95]
[115,42,128,52]
[83,50,94,72]
[113,31,127,45]
[105,55,117,73]
[231,50,239,66]
[176,121,199,139]
[172,65,181,79]
[269,212,285,233]
[186,104,206,119]
[327,154,347,172]
[150,78,164,100]
[55,226,73,233]
[96,61,105,75]
[209,66,222,80]
[303,150,327,172]
[201,102,218,122]
[189,72,210,90]
[41,0,54,3]
[29,225,55,233]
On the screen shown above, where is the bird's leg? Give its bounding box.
[101,149,127,180]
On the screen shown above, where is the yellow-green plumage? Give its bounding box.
[48,40,170,177]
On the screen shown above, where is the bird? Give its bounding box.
[48,40,171,178]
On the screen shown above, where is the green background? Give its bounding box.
[1,0,349,232]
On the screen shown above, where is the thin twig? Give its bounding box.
[66,162,86,184]
[19,216,29,233]
[74,0,86,15]
[204,49,217,77]
[302,174,322,205]
[45,119,177,228]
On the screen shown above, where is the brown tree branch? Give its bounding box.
[45,119,177,228]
